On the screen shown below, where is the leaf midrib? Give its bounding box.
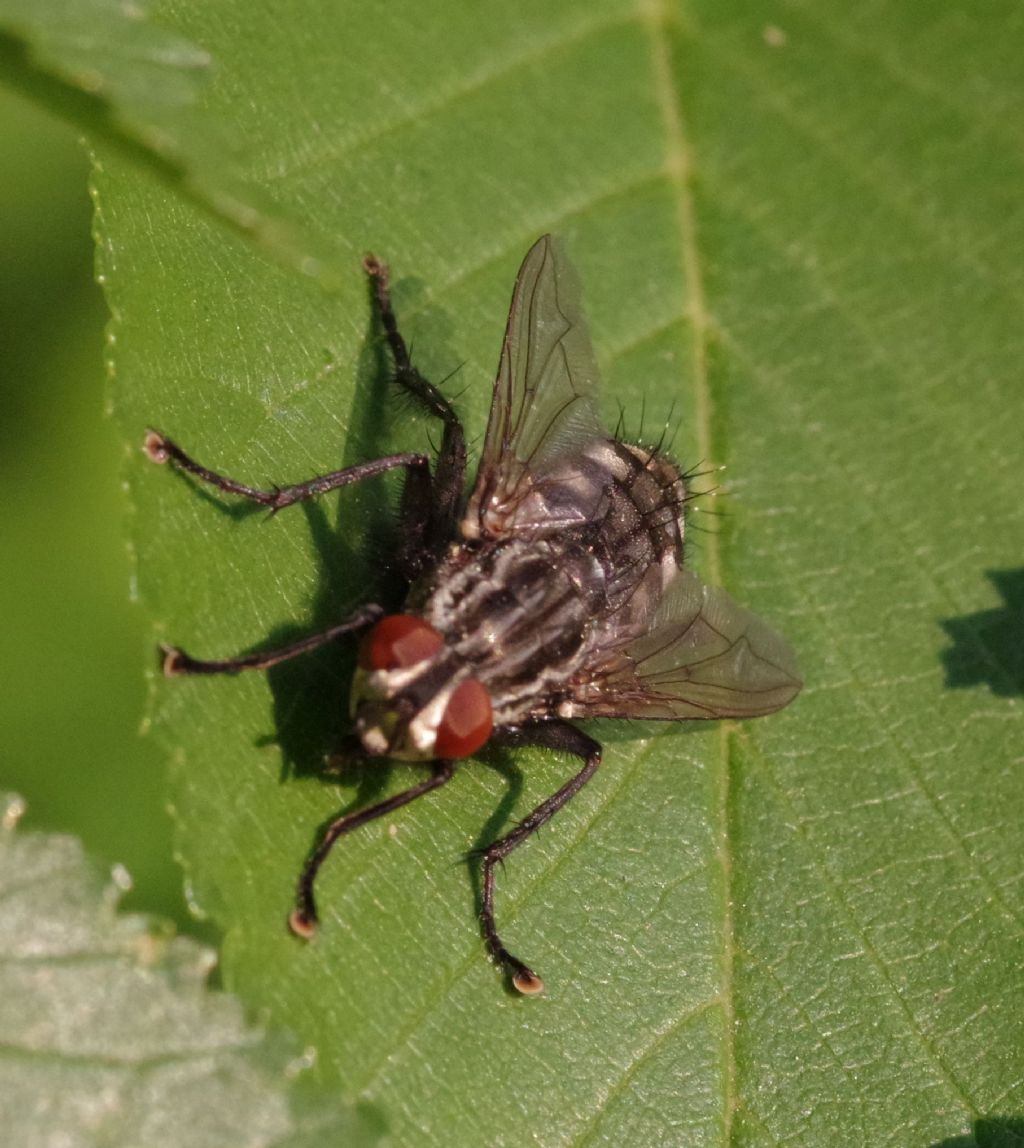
[643,2,735,1143]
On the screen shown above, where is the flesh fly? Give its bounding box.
[146,236,801,994]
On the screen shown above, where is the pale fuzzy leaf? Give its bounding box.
[0,796,375,1148]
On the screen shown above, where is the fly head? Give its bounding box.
[351,614,494,761]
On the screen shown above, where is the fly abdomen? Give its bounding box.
[576,439,686,631]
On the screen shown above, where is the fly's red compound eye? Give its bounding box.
[358,614,444,671]
[435,678,493,759]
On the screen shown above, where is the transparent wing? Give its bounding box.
[565,570,802,720]
[463,234,605,539]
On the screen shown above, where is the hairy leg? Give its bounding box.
[363,255,467,568]
[290,761,457,937]
[160,604,383,676]
[480,721,602,994]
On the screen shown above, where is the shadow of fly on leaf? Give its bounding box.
[144,235,802,995]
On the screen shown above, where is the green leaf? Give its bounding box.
[0,0,346,286]
[8,0,1024,1143]
[0,795,377,1147]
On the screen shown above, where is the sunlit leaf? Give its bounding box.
[7,0,1023,1144]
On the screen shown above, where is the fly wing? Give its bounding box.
[564,570,802,720]
[463,235,606,539]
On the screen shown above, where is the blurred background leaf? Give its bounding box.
[0,81,192,928]
[0,796,375,1146]
[0,0,346,286]
[2,0,1023,1145]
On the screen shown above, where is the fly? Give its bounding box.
[145,236,801,994]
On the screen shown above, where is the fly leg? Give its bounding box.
[160,604,383,677]
[145,430,431,516]
[363,255,467,569]
[480,721,602,994]
[290,761,457,938]
[147,253,465,572]
[147,429,399,679]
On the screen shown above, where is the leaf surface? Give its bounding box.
[8,0,1023,1144]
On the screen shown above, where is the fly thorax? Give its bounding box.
[420,537,604,726]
